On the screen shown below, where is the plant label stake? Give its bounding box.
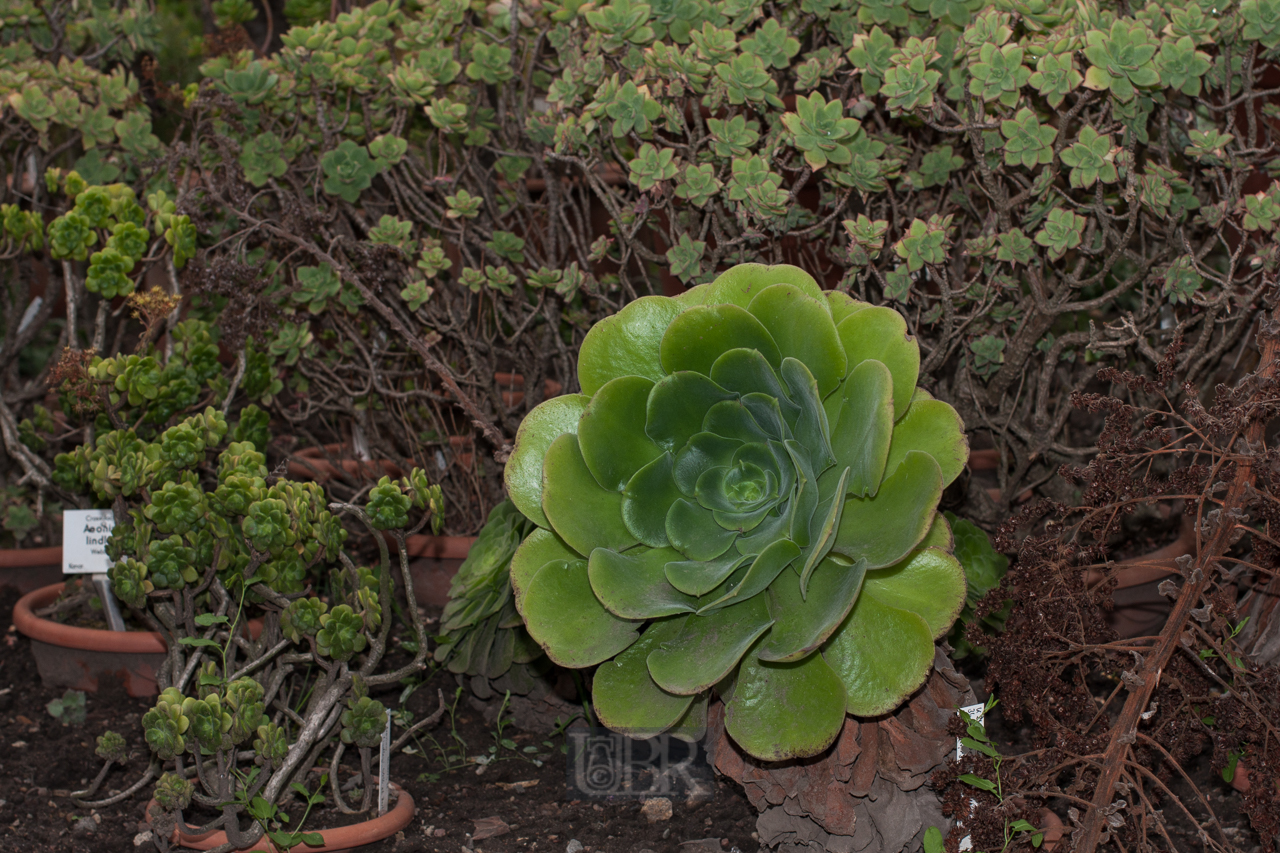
[91,574,127,631]
[956,701,985,852]
[63,509,125,631]
[378,707,391,815]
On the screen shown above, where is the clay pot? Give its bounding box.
[448,435,474,470]
[287,444,403,483]
[160,783,415,852]
[494,372,563,408]
[401,534,477,608]
[1088,515,1197,639]
[969,448,1001,471]
[13,582,167,697]
[14,583,265,698]
[0,545,64,594]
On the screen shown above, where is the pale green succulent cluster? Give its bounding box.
[505,264,968,760]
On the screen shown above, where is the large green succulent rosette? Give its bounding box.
[506,264,968,761]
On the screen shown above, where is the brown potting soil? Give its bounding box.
[0,585,758,853]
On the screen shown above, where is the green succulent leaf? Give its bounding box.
[589,546,700,617]
[725,639,847,761]
[647,594,773,694]
[506,395,591,528]
[823,585,935,716]
[883,397,968,487]
[593,617,695,735]
[832,450,942,567]
[521,559,641,667]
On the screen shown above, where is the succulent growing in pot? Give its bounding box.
[63,443,443,847]
[506,263,968,760]
[46,305,445,846]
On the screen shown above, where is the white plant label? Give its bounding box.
[62,509,115,574]
[378,708,392,815]
[956,701,986,853]
[956,701,986,760]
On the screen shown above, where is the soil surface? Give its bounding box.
[2,578,1267,853]
[0,585,758,853]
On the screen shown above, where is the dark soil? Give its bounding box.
[0,585,759,853]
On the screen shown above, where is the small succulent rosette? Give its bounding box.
[505,263,969,761]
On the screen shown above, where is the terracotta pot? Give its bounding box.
[448,435,474,470]
[287,443,404,483]
[0,545,64,594]
[969,448,1001,471]
[401,534,477,608]
[493,372,564,408]
[160,782,415,852]
[1085,515,1196,640]
[13,582,168,697]
[14,583,265,698]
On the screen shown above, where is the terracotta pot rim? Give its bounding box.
[164,782,414,852]
[401,534,477,560]
[0,545,62,568]
[14,583,168,654]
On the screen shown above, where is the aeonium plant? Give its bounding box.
[506,263,968,761]
[52,317,447,847]
[65,434,445,846]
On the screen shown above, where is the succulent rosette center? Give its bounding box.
[506,264,969,761]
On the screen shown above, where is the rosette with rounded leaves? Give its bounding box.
[242,498,296,554]
[85,431,161,500]
[1081,21,1160,102]
[321,140,379,202]
[182,693,233,754]
[144,481,207,535]
[506,264,967,761]
[143,689,189,760]
[366,476,411,530]
[96,730,127,763]
[85,247,135,298]
[109,557,153,608]
[400,468,445,531]
[147,535,197,590]
[47,212,96,260]
[186,407,230,447]
[254,722,290,764]
[340,696,387,748]
[316,604,368,661]
[210,474,266,517]
[159,422,206,470]
[258,548,308,595]
[282,597,329,643]
[153,773,195,812]
[231,406,272,452]
[219,441,269,480]
[224,678,265,744]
